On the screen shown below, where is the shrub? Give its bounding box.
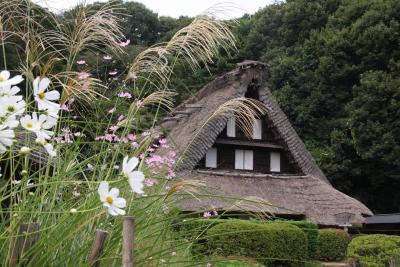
[315,229,350,261]
[177,219,242,255]
[206,221,308,267]
[177,218,319,259]
[272,220,319,259]
[348,234,400,266]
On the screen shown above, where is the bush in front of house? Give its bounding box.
[271,220,319,259]
[177,218,318,259]
[348,234,400,266]
[315,228,350,261]
[176,218,242,255]
[206,221,308,267]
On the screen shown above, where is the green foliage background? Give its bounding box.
[3,0,399,213]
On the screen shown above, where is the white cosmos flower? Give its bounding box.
[0,96,25,117]
[33,77,60,111]
[21,113,56,140]
[0,115,19,129]
[35,138,57,158]
[0,125,14,154]
[122,156,145,194]
[128,171,145,194]
[43,104,60,119]
[0,71,23,88]
[122,156,139,177]
[0,85,21,98]
[98,181,126,216]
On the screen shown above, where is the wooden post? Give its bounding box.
[122,216,134,267]
[87,229,109,267]
[9,223,39,266]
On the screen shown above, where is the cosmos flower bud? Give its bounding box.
[20,146,31,155]
[21,170,28,176]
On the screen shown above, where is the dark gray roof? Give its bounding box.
[365,214,400,224]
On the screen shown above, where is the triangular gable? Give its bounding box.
[162,61,328,183]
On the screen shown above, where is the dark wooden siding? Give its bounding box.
[217,146,235,169]
[254,149,270,172]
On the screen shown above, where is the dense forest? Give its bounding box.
[3,0,400,213]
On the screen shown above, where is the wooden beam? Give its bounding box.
[9,223,39,266]
[122,216,134,267]
[87,229,108,267]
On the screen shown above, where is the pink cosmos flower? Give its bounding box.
[74,132,81,137]
[159,138,167,145]
[103,55,112,60]
[136,100,143,108]
[109,70,118,76]
[171,252,176,256]
[104,134,114,142]
[142,131,151,136]
[72,191,81,197]
[117,115,124,121]
[61,103,72,112]
[12,180,21,185]
[78,72,90,80]
[119,39,130,47]
[203,212,212,218]
[108,107,116,113]
[145,179,156,187]
[127,134,136,141]
[109,126,118,132]
[131,142,139,148]
[117,92,132,98]
[168,151,176,158]
[77,59,86,65]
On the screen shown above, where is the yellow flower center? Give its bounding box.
[26,122,33,128]
[0,76,4,82]
[38,92,46,99]
[106,196,113,204]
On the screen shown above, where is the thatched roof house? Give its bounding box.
[160,60,372,226]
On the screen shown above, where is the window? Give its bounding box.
[252,119,262,140]
[205,147,217,168]
[226,117,235,137]
[270,152,281,172]
[235,149,253,170]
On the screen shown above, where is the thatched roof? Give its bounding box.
[178,169,371,225]
[162,60,327,181]
[161,60,372,225]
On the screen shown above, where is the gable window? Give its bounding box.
[205,147,217,168]
[252,119,262,140]
[235,149,253,170]
[270,152,281,172]
[226,117,235,137]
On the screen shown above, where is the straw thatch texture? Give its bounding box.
[161,60,372,225]
[178,169,372,225]
[163,60,327,182]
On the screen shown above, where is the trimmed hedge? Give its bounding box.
[177,219,243,255]
[177,219,318,258]
[206,221,308,267]
[348,234,400,266]
[272,220,319,259]
[315,228,350,261]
